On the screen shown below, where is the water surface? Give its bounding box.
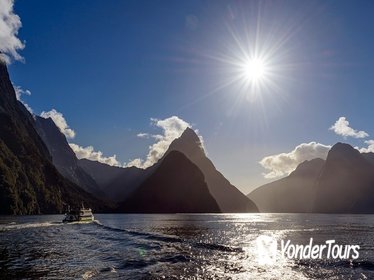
[1,214,373,279]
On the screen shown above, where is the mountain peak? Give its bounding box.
[327,142,361,162]
[0,60,17,111]
[167,127,205,157]
[0,59,10,81]
[0,58,6,68]
[330,142,355,152]
[165,126,258,212]
[314,142,374,213]
[36,116,60,132]
[180,127,201,142]
[0,59,104,214]
[119,150,221,213]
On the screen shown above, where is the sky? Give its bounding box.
[2,0,374,194]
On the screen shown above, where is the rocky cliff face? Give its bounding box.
[34,116,103,197]
[0,61,103,214]
[248,158,325,212]
[249,143,374,214]
[78,158,147,202]
[119,151,221,213]
[164,127,258,212]
[313,143,374,213]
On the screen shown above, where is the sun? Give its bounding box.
[241,57,268,83]
[202,10,294,104]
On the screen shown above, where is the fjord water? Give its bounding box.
[1,214,373,279]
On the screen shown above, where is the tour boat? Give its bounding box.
[63,204,94,223]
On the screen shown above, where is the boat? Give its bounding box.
[63,203,94,223]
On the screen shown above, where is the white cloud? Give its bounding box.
[137,133,150,139]
[125,158,143,168]
[13,85,33,113]
[40,109,76,139]
[358,140,374,153]
[14,85,31,100]
[69,143,120,167]
[330,117,368,139]
[0,0,25,64]
[39,112,201,169]
[130,116,202,168]
[260,142,331,179]
[40,109,122,166]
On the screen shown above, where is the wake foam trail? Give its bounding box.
[93,219,243,253]
[0,221,62,231]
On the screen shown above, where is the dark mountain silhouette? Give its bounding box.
[34,116,103,196]
[0,60,104,214]
[248,158,325,212]
[33,118,147,203]
[78,128,257,213]
[249,143,374,214]
[313,143,374,213]
[119,151,220,213]
[163,127,258,212]
[78,158,146,202]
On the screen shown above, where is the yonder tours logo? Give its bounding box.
[256,235,360,265]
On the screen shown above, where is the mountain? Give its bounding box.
[34,116,103,196]
[119,151,220,213]
[248,158,325,212]
[249,143,374,214]
[79,127,257,213]
[34,113,147,204]
[362,152,374,165]
[0,60,104,214]
[313,143,374,213]
[163,127,258,212]
[78,158,146,202]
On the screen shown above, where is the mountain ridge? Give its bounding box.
[78,158,147,202]
[34,116,104,197]
[313,142,374,213]
[248,158,325,212]
[164,127,258,212]
[0,60,104,214]
[249,143,374,213]
[119,150,221,213]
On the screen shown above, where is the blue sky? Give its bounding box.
[5,0,374,193]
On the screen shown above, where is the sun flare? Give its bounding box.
[202,7,295,104]
[241,58,267,83]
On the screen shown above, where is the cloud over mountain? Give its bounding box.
[0,0,25,63]
[39,109,120,166]
[260,142,331,179]
[39,110,203,169]
[14,85,33,113]
[129,116,203,168]
[330,117,369,139]
[358,140,374,153]
[40,109,76,139]
[69,143,120,166]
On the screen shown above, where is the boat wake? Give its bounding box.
[0,221,63,231]
[93,219,243,253]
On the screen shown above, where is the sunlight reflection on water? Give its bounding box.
[1,214,373,279]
